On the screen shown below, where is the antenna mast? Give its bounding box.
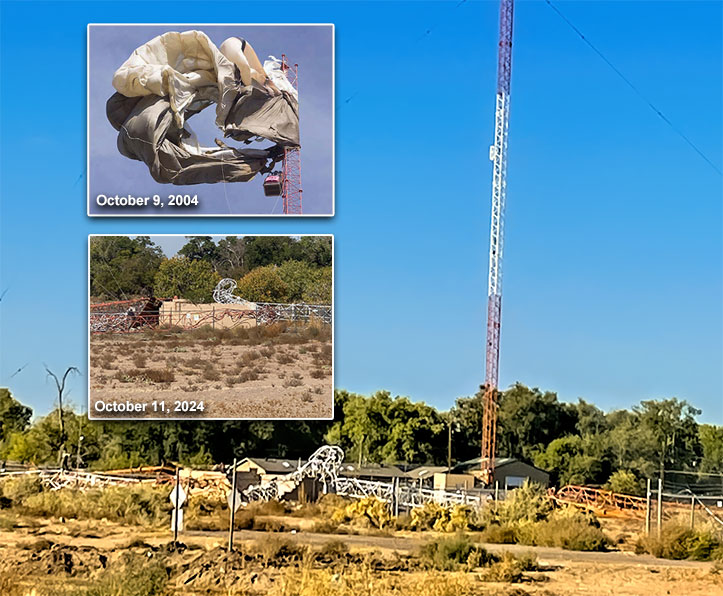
[281,54,303,215]
[481,0,514,485]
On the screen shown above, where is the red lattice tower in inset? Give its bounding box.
[281,54,302,215]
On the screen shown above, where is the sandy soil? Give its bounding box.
[0,521,719,596]
[89,330,332,419]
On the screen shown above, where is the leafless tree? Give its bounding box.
[45,365,80,468]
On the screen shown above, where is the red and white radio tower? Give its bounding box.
[281,54,302,215]
[481,0,515,486]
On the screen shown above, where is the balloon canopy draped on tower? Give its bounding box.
[105,31,299,185]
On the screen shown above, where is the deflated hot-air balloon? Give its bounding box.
[105,31,299,185]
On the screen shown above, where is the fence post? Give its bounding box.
[689,494,695,530]
[657,478,663,537]
[173,467,180,544]
[645,478,651,536]
[228,458,237,552]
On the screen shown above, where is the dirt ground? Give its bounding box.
[89,326,333,419]
[1,518,720,596]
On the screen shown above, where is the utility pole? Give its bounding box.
[657,477,663,537]
[228,458,238,551]
[447,417,453,472]
[481,0,515,486]
[645,478,651,535]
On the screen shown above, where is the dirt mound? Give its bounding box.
[9,541,108,577]
[171,542,417,592]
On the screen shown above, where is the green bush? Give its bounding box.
[0,475,43,504]
[479,551,538,583]
[636,523,723,561]
[419,533,494,571]
[480,481,553,526]
[21,485,170,526]
[71,553,168,596]
[480,522,517,544]
[604,470,643,496]
[481,502,609,552]
[410,502,478,532]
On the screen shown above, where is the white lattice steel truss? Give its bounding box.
[241,446,483,511]
[213,278,254,306]
[481,0,515,486]
[242,445,344,501]
[214,278,332,325]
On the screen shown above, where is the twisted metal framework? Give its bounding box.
[213,278,253,306]
[90,280,330,334]
[256,302,332,325]
[89,299,159,334]
[242,445,344,501]
[241,445,484,510]
[213,278,332,325]
[0,469,143,491]
[481,0,515,486]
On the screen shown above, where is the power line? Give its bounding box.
[545,0,721,176]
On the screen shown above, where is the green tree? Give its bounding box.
[302,267,332,304]
[0,388,32,445]
[235,265,289,302]
[178,236,221,269]
[2,409,99,467]
[534,434,612,486]
[277,260,313,302]
[293,236,332,267]
[326,390,445,465]
[90,236,164,299]
[217,236,247,278]
[633,398,702,477]
[574,399,608,436]
[604,469,643,496]
[153,257,220,303]
[244,237,295,269]
[699,425,723,473]
[496,383,578,462]
[449,391,485,463]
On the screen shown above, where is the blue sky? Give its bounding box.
[1,1,721,423]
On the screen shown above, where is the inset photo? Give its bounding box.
[88,235,333,420]
[87,24,334,216]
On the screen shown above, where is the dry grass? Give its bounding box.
[90,322,333,419]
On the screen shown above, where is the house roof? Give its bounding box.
[241,457,303,474]
[337,463,408,479]
[406,465,450,479]
[451,457,549,476]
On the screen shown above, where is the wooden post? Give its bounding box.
[173,467,180,544]
[645,478,651,535]
[689,494,695,530]
[447,422,452,472]
[657,478,663,537]
[228,458,237,552]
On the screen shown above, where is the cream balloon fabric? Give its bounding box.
[107,30,299,185]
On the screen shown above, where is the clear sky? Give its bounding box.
[1,1,721,423]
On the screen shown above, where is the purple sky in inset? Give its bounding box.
[88,25,333,215]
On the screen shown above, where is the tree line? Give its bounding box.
[1,384,720,494]
[89,236,332,304]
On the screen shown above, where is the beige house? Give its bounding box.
[433,472,476,491]
[159,298,257,330]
